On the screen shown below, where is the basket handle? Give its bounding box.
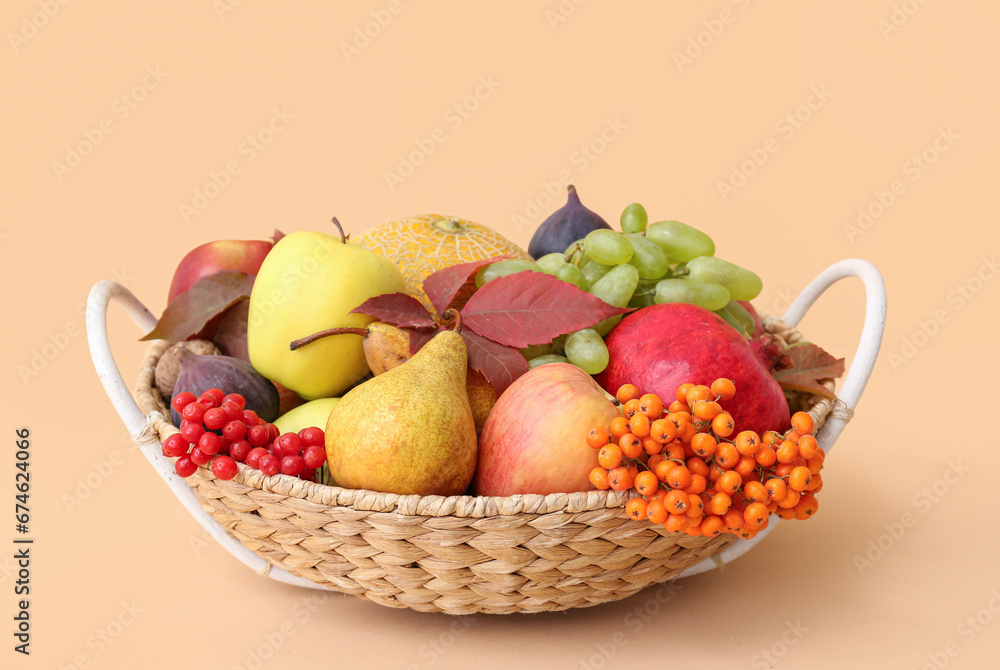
[86,280,325,591]
[679,258,886,579]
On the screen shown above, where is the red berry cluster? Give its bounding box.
[167,389,327,481]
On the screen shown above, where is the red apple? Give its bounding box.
[167,239,273,303]
[473,363,621,496]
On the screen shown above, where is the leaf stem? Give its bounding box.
[290,327,367,351]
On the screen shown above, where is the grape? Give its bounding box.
[555,264,589,291]
[564,329,610,374]
[589,264,640,335]
[686,256,762,301]
[536,252,567,274]
[584,229,633,266]
[581,258,613,286]
[654,278,731,311]
[645,220,716,263]
[476,259,542,287]
[620,203,648,234]
[527,354,569,369]
[625,234,670,280]
[628,292,656,309]
[715,300,755,336]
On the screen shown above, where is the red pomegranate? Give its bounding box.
[595,303,791,435]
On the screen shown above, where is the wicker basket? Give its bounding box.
[87,260,885,615]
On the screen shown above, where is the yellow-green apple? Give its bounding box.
[247,223,406,400]
[473,363,620,496]
[168,239,274,302]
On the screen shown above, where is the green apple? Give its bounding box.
[274,397,340,436]
[247,225,406,399]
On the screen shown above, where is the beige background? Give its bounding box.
[3,1,998,668]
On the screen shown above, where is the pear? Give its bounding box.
[325,330,477,496]
[359,322,497,435]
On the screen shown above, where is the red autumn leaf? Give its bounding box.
[351,292,436,329]
[408,326,443,356]
[460,271,632,348]
[772,342,845,398]
[460,330,529,395]
[422,255,512,316]
[140,270,254,342]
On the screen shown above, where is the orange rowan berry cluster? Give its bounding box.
[587,379,824,540]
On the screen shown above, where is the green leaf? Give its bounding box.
[140,271,255,342]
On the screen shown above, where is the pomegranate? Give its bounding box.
[595,303,791,435]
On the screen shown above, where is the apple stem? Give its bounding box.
[441,309,463,332]
[330,217,347,244]
[290,327,367,351]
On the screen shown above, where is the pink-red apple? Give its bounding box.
[473,363,620,496]
[167,239,273,303]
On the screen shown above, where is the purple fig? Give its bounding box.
[527,185,611,259]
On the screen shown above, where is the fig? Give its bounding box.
[154,339,220,399]
[169,349,279,427]
[527,185,611,259]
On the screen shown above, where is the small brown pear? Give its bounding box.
[324,329,477,496]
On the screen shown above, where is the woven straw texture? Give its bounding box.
[134,315,833,615]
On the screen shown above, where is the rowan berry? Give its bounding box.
[625,497,648,521]
[790,411,815,436]
[710,377,736,401]
[587,426,610,449]
[638,393,664,419]
[616,384,640,404]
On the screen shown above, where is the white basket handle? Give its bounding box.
[679,258,886,578]
[85,280,325,591]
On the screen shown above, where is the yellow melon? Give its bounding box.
[352,214,530,314]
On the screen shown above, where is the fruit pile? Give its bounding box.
[143,189,842,507]
[587,379,824,540]
[167,389,327,482]
[497,187,764,375]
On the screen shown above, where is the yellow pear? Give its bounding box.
[325,329,476,496]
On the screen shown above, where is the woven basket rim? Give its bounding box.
[135,313,836,518]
